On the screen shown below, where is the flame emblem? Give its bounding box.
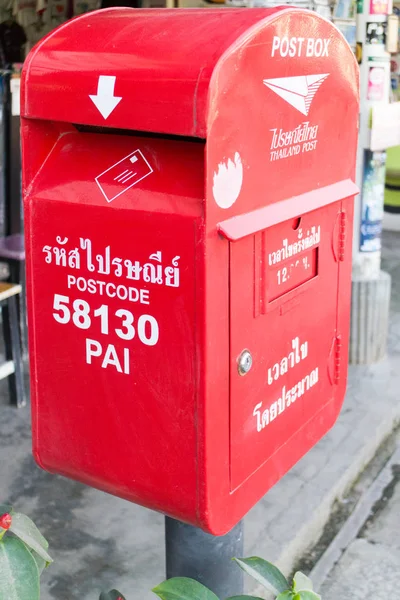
[212,152,243,209]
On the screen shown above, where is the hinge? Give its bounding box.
[338,211,347,262]
[334,335,342,384]
[253,231,266,317]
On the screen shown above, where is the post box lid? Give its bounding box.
[22,7,295,138]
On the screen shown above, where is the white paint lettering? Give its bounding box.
[102,344,122,373]
[289,37,297,57]
[254,367,319,432]
[140,289,150,305]
[67,275,76,288]
[124,348,130,375]
[53,294,159,347]
[43,238,181,289]
[117,285,128,300]
[303,140,318,152]
[272,36,280,57]
[106,283,116,297]
[271,37,330,58]
[86,338,130,374]
[269,122,320,162]
[314,38,323,57]
[66,276,150,305]
[138,315,159,347]
[280,36,289,57]
[268,226,320,266]
[129,287,139,302]
[77,277,86,291]
[86,338,102,364]
[306,38,314,57]
[267,337,308,385]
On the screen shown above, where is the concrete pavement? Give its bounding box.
[319,443,400,599]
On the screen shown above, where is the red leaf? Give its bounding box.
[0,513,12,530]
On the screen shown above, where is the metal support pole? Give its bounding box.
[165,517,244,599]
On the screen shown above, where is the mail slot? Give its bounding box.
[22,8,359,534]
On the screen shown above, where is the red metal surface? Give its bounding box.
[22,8,282,138]
[22,7,359,534]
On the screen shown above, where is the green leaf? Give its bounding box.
[9,513,52,564]
[276,593,295,600]
[293,573,313,593]
[233,557,289,594]
[153,577,219,600]
[99,591,127,600]
[298,592,321,600]
[0,536,40,600]
[28,548,50,576]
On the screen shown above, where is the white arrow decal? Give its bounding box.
[89,75,122,120]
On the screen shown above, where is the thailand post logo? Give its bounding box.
[263,74,329,116]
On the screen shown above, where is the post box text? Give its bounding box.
[271,36,330,58]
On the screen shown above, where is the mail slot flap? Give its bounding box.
[22,7,283,137]
[217,180,359,242]
[24,130,205,214]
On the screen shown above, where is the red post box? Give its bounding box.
[22,7,359,534]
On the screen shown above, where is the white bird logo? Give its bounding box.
[263,74,329,116]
